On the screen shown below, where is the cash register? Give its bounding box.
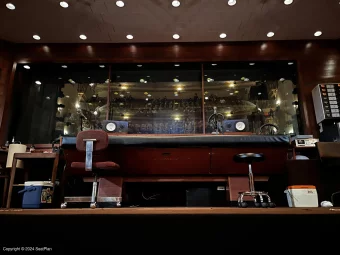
[312,83,340,142]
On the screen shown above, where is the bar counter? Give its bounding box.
[61,134,290,175]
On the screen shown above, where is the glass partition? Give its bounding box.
[10,64,109,144]
[203,61,299,135]
[56,64,109,137]
[10,61,300,143]
[108,63,202,134]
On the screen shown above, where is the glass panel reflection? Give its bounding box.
[56,64,109,137]
[108,63,203,134]
[11,64,62,144]
[9,61,301,144]
[203,62,299,135]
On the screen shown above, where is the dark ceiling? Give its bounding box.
[0,0,340,43]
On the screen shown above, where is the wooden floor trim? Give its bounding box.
[0,207,339,215]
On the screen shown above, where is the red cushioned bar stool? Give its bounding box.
[233,153,275,208]
[61,130,121,209]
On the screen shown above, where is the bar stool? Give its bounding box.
[233,153,275,208]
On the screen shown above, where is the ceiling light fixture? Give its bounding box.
[35,81,41,85]
[33,35,41,40]
[219,33,227,39]
[99,65,105,68]
[62,65,67,68]
[228,0,236,6]
[172,0,180,7]
[211,64,217,66]
[137,65,142,67]
[6,3,15,10]
[284,0,293,5]
[126,34,133,40]
[249,63,255,66]
[174,64,180,67]
[60,1,69,8]
[116,1,124,7]
[79,34,87,40]
[23,65,30,69]
[267,32,275,37]
[173,34,180,40]
[314,31,322,37]
[288,62,294,65]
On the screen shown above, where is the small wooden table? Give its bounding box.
[6,152,59,208]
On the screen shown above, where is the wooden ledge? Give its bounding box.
[0,207,339,215]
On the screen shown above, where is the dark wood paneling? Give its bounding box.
[0,40,15,145]
[2,40,340,139]
[62,145,287,175]
[117,147,211,175]
[211,147,288,175]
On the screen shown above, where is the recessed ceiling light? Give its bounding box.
[288,62,294,65]
[79,34,87,40]
[62,65,67,68]
[284,0,293,5]
[99,65,105,68]
[60,1,69,8]
[126,34,133,40]
[249,63,255,66]
[33,35,41,40]
[219,33,227,39]
[228,0,236,6]
[137,65,142,67]
[211,64,217,66]
[267,32,275,37]
[174,64,180,67]
[116,1,124,7]
[314,31,322,37]
[172,0,180,7]
[35,81,41,85]
[6,3,15,10]
[173,34,180,40]
[23,65,30,69]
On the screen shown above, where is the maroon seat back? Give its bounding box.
[76,130,109,152]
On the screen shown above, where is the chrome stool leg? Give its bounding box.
[265,193,276,208]
[90,175,98,209]
[254,195,261,207]
[259,193,268,208]
[238,192,248,207]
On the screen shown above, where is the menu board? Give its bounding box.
[312,83,340,124]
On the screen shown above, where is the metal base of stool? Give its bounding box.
[61,196,122,208]
[238,191,276,208]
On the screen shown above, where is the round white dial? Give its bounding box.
[235,121,246,131]
[106,122,116,132]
